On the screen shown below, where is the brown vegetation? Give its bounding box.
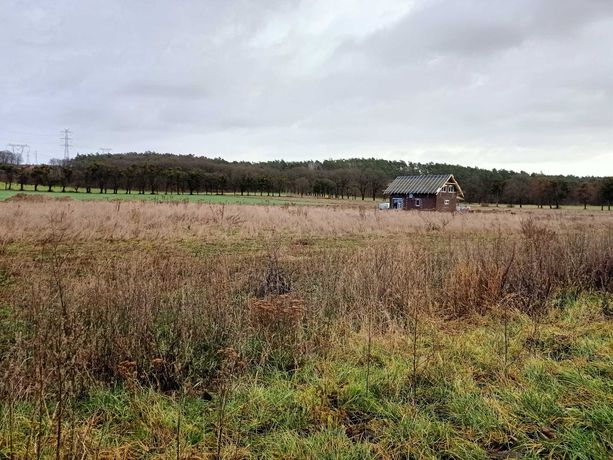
[1,199,609,244]
[1,201,611,390]
[0,200,611,457]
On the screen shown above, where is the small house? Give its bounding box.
[383,174,464,212]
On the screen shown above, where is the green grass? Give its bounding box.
[0,187,323,206]
[0,184,377,207]
[1,295,611,458]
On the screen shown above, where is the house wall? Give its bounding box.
[389,192,457,211]
[436,192,457,212]
[389,193,437,210]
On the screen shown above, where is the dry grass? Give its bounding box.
[1,201,610,388]
[0,199,611,458]
[1,198,610,244]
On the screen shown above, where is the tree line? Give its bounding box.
[1,151,612,208]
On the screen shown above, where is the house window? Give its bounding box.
[415,198,422,207]
[448,185,455,192]
[444,199,449,205]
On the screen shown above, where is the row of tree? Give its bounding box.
[0,150,22,165]
[1,151,612,208]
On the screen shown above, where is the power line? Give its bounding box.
[60,128,72,160]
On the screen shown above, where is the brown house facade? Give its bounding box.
[383,174,464,212]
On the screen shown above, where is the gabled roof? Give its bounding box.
[384,174,462,196]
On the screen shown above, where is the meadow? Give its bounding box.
[0,186,373,208]
[0,197,611,459]
[0,185,606,211]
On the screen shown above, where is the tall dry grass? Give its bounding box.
[0,199,611,457]
[1,198,610,243]
[1,201,611,400]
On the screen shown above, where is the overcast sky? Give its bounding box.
[1,0,612,175]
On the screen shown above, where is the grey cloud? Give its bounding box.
[0,0,611,174]
[116,81,209,100]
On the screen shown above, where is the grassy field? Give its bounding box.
[1,184,609,211]
[3,298,611,459]
[0,185,376,207]
[0,199,611,458]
